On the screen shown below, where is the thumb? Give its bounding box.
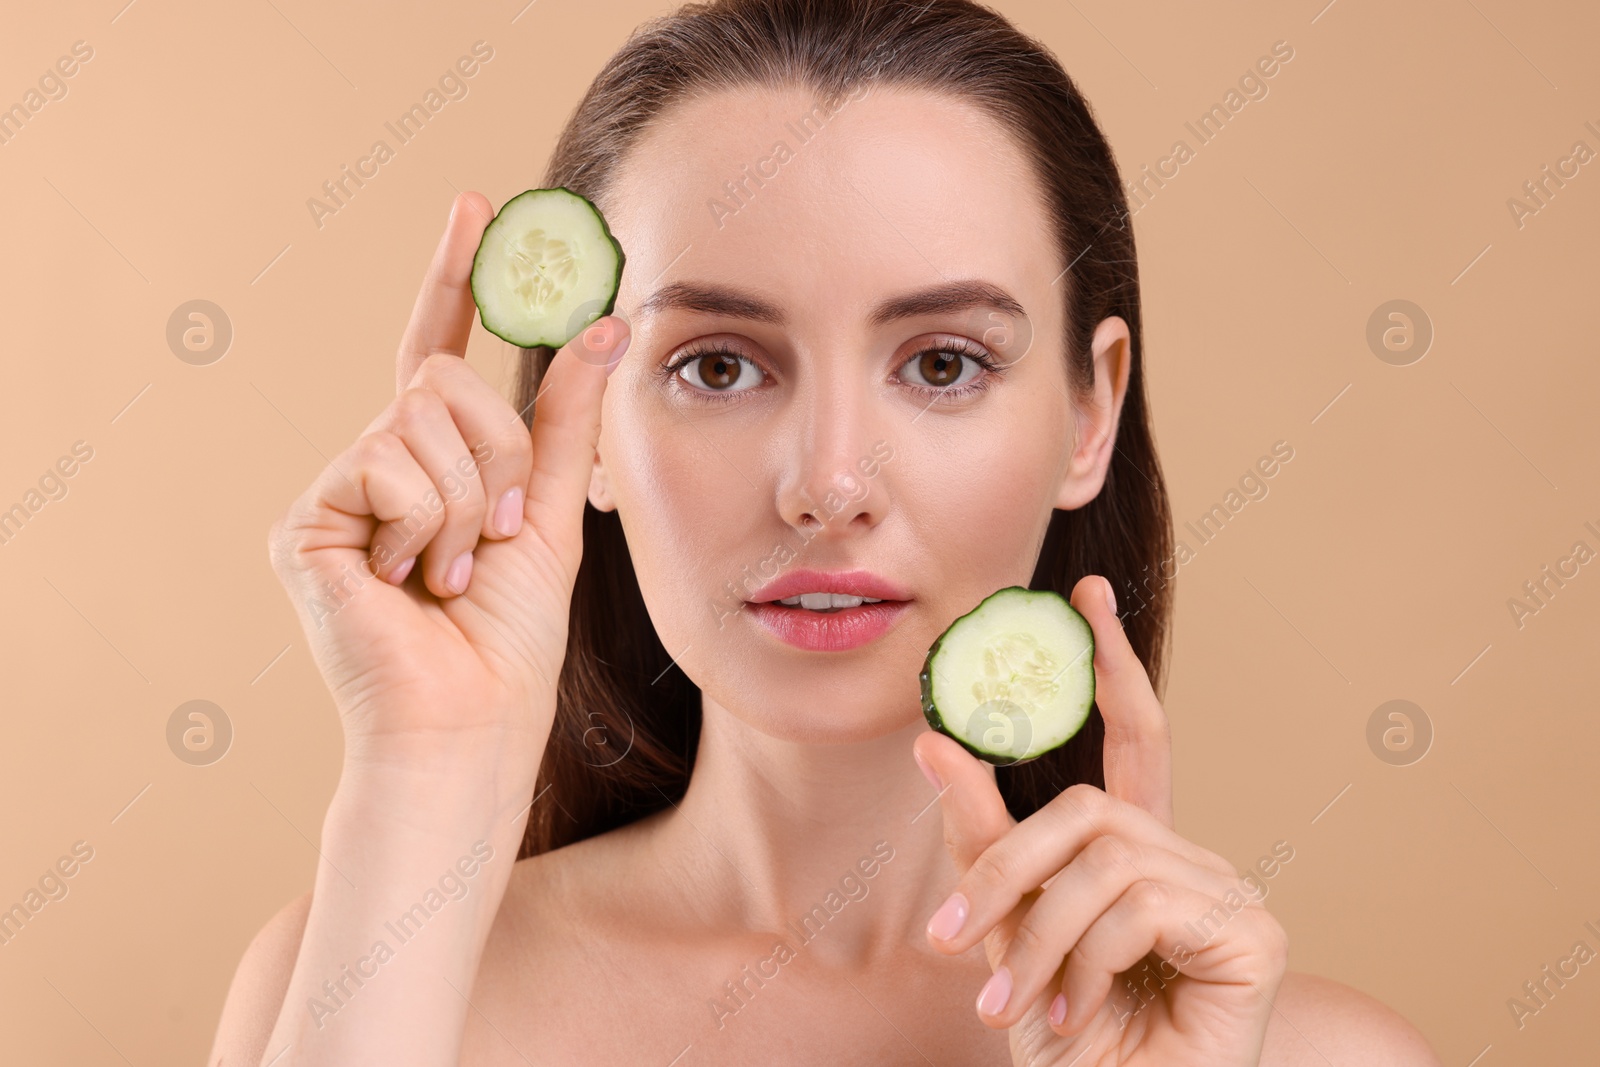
[517,314,630,580]
[913,730,1016,873]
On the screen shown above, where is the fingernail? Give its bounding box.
[493,487,523,537]
[1049,992,1067,1026]
[927,892,968,941]
[1103,578,1117,616]
[605,332,631,377]
[445,551,474,594]
[386,556,415,586]
[913,750,942,791]
[976,966,1012,1017]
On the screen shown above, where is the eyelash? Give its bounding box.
[656,338,1006,403]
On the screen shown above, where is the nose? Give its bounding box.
[775,383,888,538]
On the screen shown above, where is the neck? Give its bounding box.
[653,690,974,964]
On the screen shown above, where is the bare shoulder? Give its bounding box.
[496,812,662,925]
[207,888,313,1067]
[1260,971,1441,1067]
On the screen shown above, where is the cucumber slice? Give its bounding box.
[920,586,1095,766]
[469,187,626,349]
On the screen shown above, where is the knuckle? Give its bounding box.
[1258,911,1290,966]
[357,429,408,469]
[266,513,295,577]
[967,847,1016,894]
[1007,918,1049,962]
[488,418,533,470]
[391,386,443,436]
[416,351,466,385]
[1062,783,1108,821]
[1128,879,1167,914]
[1083,834,1137,878]
[439,459,488,517]
[267,491,323,571]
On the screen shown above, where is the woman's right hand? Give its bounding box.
[267,190,630,796]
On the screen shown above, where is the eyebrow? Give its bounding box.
[635,279,1027,328]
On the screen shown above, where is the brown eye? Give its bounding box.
[899,346,985,391]
[673,350,764,393]
[697,354,742,388]
[919,351,962,387]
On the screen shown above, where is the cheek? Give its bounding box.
[897,421,1063,579]
[602,400,769,635]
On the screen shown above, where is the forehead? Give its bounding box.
[601,84,1063,327]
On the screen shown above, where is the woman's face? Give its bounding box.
[590,84,1125,743]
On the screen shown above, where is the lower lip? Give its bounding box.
[745,600,912,652]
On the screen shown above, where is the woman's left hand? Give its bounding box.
[913,575,1289,1066]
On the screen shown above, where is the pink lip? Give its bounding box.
[745,599,913,652]
[746,568,913,604]
[743,568,913,652]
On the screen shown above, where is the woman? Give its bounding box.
[213,1,1441,1063]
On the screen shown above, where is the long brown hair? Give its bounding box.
[513,0,1172,858]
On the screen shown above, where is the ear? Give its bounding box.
[587,441,617,512]
[1054,315,1132,511]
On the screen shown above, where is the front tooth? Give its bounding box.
[791,592,870,609]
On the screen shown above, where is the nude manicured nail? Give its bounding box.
[914,750,942,791]
[976,966,1011,1016]
[445,551,473,594]
[386,556,415,586]
[1049,993,1067,1026]
[927,892,968,941]
[494,487,523,536]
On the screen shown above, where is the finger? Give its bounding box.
[395,191,494,394]
[1055,880,1284,1036]
[927,782,1234,957]
[392,353,534,543]
[912,729,1015,874]
[520,315,631,579]
[1070,574,1173,827]
[913,730,1016,965]
[977,837,1244,1029]
[367,387,487,598]
[269,429,441,603]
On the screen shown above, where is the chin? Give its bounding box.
[719,674,924,747]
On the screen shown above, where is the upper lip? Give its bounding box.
[747,568,913,604]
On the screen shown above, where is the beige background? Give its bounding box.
[2,0,1596,1061]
